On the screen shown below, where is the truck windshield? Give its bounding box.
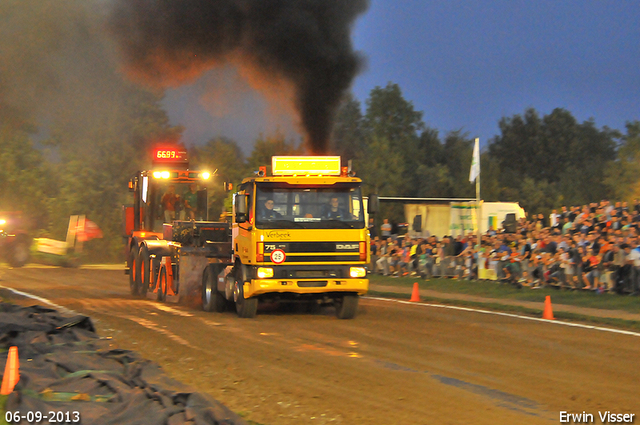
[143,180,203,232]
[255,184,365,229]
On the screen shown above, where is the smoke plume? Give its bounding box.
[108,0,369,154]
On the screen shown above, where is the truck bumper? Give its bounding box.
[245,278,368,298]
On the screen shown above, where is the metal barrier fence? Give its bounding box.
[371,255,470,278]
[370,253,640,293]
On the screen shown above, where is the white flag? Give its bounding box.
[469,137,480,182]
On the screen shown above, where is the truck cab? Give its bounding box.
[222,156,375,319]
[124,146,232,303]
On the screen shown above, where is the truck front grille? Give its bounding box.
[285,255,360,263]
[297,281,328,287]
[281,242,360,253]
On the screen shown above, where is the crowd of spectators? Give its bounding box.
[369,199,640,295]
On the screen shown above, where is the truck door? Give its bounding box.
[233,182,253,263]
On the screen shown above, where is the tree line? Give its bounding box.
[331,83,639,229]
[1,80,638,262]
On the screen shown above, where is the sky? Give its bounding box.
[164,0,640,153]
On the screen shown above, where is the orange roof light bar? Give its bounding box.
[271,156,341,176]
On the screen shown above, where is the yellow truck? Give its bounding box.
[204,156,377,319]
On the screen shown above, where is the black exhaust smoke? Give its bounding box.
[108,0,369,154]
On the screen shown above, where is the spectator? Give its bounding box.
[376,238,392,276]
[621,201,629,215]
[549,209,561,231]
[537,213,547,228]
[460,247,475,280]
[370,237,380,273]
[581,249,600,290]
[372,199,640,298]
[381,218,392,239]
[417,243,431,278]
[503,252,522,284]
[433,242,444,277]
[626,241,640,295]
[619,244,634,294]
[548,250,565,286]
[161,185,179,223]
[601,243,616,291]
[610,215,621,231]
[560,216,569,234]
[183,183,199,220]
[568,206,578,223]
[368,218,377,239]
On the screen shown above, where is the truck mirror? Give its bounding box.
[197,189,208,220]
[235,193,248,223]
[367,194,379,215]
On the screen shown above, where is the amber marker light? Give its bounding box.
[272,156,341,176]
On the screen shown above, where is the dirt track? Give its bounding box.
[0,266,638,424]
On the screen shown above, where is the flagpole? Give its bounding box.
[469,137,481,250]
[476,138,481,250]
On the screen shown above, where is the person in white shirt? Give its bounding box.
[549,209,561,229]
[624,242,640,295]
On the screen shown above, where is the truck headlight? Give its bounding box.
[350,267,366,278]
[257,267,274,279]
[152,171,171,179]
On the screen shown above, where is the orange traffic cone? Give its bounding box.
[542,295,555,320]
[410,282,420,302]
[1,346,19,394]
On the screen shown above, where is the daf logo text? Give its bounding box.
[336,244,358,250]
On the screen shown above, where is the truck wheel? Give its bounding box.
[157,266,167,302]
[8,236,30,268]
[129,248,140,296]
[335,294,359,319]
[202,265,226,312]
[139,246,151,296]
[234,269,257,318]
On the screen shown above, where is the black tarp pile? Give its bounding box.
[0,303,248,425]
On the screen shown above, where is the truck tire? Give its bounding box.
[139,246,151,297]
[234,268,257,318]
[157,266,167,302]
[202,265,226,312]
[8,236,30,268]
[335,294,359,319]
[129,248,140,296]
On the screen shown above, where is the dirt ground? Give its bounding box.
[0,266,638,424]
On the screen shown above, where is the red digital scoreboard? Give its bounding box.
[152,148,188,163]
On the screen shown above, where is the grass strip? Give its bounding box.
[0,394,8,425]
[367,289,640,332]
[369,274,640,314]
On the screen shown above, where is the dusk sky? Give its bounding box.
[164,1,640,153]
